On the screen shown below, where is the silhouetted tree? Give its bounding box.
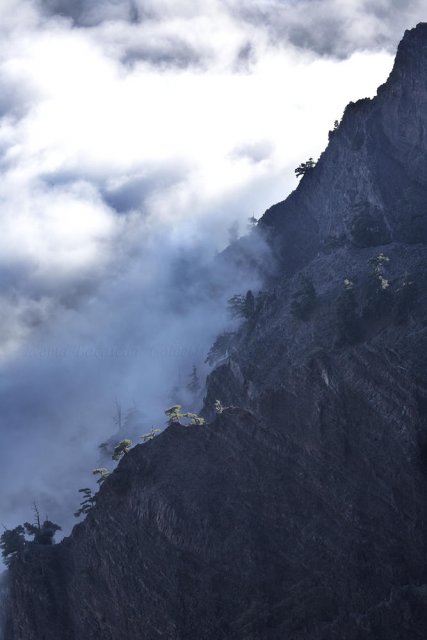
[295,157,316,178]
[247,215,258,229]
[24,520,61,545]
[228,290,256,321]
[74,488,96,518]
[1,505,61,565]
[187,365,201,394]
[0,526,25,566]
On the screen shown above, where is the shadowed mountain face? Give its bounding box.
[260,22,427,272]
[4,23,427,640]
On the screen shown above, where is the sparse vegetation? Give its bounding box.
[0,526,26,566]
[328,120,341,140]
[74,488,96,518]
[22,504,61,546]
[334,259,419,343]
[140,428,161,442]
[92,468,111,484]
[112,439,133,461]
[182,412,205,426]
[295,157,316,178]
[165,405,205,426]
[228,290,256,321]
[165,404,182,424]
[363,253,392,319]
[247,215,258,229]
[1,505,61,566]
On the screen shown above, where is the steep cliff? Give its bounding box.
[5,23,427,640]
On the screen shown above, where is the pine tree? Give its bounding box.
[112,439,132,461]
[187,365,201,395]
[181,412,205,426]
[295,157,316,178]
[247,215,258,229]
[164,405,205,426]
[23,503,61,545]
[92,468,111,484]
[74,488,96,518]
[140,428,161,442]
[227,290,256,321]
[165,405,182,424]
[0,526,25,566]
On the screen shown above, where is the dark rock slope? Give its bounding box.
[5,23,427,640]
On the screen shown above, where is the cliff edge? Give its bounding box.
[5,23,427,640]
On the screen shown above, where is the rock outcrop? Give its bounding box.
[4,23,427,640]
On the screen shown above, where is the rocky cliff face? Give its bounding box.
[261,22,427,272]
[4,23,427,640]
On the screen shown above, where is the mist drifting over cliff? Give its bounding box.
[0,0,424,539]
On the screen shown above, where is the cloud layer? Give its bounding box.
[35,0,427,58]
[0,0,420,541]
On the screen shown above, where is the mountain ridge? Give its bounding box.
[260,22,427,274]
[4,22,427,640]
